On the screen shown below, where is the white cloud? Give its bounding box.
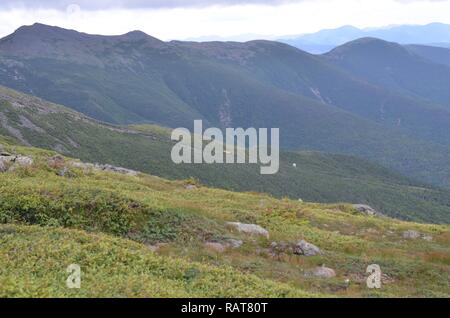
[0,0,449,40]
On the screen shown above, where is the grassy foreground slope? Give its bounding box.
[0,143,449,297]
[0,225,313,298]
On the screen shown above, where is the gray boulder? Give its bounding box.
[97,164,138,176]
[306,266,336,278]
[15,155,33,167]
[70,161,138,176]
[70,161,94,170]
[403,230,433,241]
[353,204,384,217]
[403,230,421,239]
[226,222,269,238]
[0,154,33,172]
[294,240,322,256]
[0,154,14,172]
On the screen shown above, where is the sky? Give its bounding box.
[0,0,449,40]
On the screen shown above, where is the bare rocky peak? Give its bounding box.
[0,23,166,65]
[0,23,297,66]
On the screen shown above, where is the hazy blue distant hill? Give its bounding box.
[406,44,450,66]
[324,37,450,109]
[282,23,450,53]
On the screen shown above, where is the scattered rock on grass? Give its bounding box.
[403,230,433,241]
[294,240,322,256]
[403,230,421,239]
[306,266,336,278]
[0,153,33,172]
[15,155,33,167]
[70,161,138,176]
[353,204,384,217]
[226,222,269,238]
[99,164,138,176]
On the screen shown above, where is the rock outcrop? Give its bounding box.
[70,161,138,176]
[306,266,336,278]
[0,152,33,172]
[353,204,384,217]
[226,222,269,238]
[294,240,322,256]
[403,230,433,241]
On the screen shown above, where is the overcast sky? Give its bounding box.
[0,0,449,40]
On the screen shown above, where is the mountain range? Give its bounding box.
[1,23,450,223]
[281,23,450,53]
[2,24,450,188]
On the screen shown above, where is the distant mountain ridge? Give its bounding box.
[406,44,450,66]
[281,23,450,53]
[325,37,450,107]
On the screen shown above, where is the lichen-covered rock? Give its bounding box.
[226,222,269,238]
[294,240,322,256]
[69,161,138,176]
[403,230,421,239]
[97,164,138,176]
[0,153,33,172]
[403,230,433,241]
[353,204,384,217]
[306,266,336,278]
[15,155,33,167]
